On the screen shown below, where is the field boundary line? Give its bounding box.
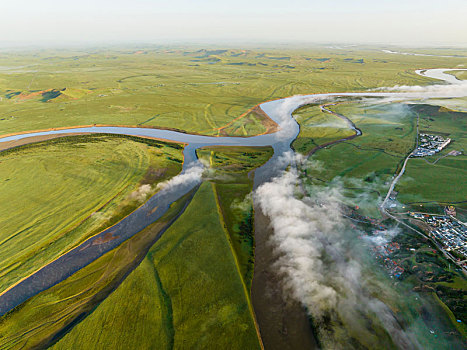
[211,182,264,350]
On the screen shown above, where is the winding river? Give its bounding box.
[0,68,465,316]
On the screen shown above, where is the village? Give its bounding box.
[411,133,451,157]
[371,239,405,278]
[355,218,406,279]
[409,210,467,268]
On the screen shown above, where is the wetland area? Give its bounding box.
[0,48,466,349]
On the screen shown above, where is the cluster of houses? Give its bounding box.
[411,133,451,157]
[367,239,405,278]
[409,211,467,263]
[381,256,405,279]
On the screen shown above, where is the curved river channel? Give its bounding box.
[0,68,466,316]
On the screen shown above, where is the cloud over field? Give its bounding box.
[129,184,152,202]
[254,161,419,348]
[375,69,467,99]
[156,164,204,192]
[379,82,467,97]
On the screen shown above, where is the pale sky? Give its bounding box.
[1,0,466,46]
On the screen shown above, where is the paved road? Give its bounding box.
[378,111,467,275]
[381,112,419,209]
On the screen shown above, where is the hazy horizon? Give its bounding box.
[1,0,466,48]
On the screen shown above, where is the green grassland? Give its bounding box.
[301,101,417,217]
[395,104,467,205]
[1,47,466,349]
[292,104,355,154]
[0,146,272,349]
[304,101,467,215]
[197,145,273,172]
[0,188,195,349]
[398,157,467,204]
[448,70,467,81]
[51,182,261,350]
[1,47,464,136]
[197,145,273,288]
[0,134,183,293]
[332,102,417,156]
[219,108,276,136]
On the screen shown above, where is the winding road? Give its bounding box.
[0,68,466,316]
[380,112,419,210]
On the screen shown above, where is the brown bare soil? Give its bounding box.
[93,231,119,245]
[254,105,280,134]
[17,89,53,100]
[218,105,279,137]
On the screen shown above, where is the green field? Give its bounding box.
[51,182,261,350]
[0,188,195,349]
[0,134,183,293]
[0,146,272,349]
[292,103,356,154]
[300,101,417,217]
[197,145,273,172]
[1,47,464,137]
[197,145,273,288]
[448,70,467,81]
[395,104,467,205]
[303,101,467,214]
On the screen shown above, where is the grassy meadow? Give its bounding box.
[300,101,467,212]
[292,103,355,154]
[1,47,465,137]
[197,145,273,172]
[0,134,183,293]
[51,182,262,350]
[0,145,272,349]
[395,104,467,205]
[299,101,417,217]
[448,70,467,81]
[198,145,273,288]
[0,188,195,349]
